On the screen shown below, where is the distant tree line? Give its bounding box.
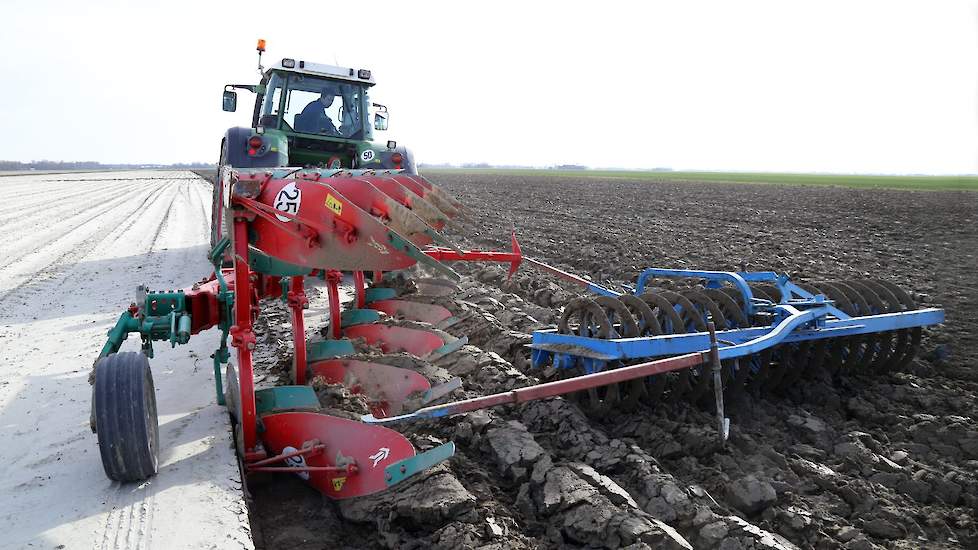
[0,160,214,171]
[419,162,595,170]
[417,163,677,172]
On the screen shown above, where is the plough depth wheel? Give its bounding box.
[93,352,160,482]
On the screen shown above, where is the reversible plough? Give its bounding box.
[90,166,944,499]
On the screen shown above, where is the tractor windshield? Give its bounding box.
[261,73,363,140]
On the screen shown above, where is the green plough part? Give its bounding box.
[209,237,235,406]
[384,442,456,487]
[426,336,469,362]
[364,288,398,303]
[96,295,193,361]
[96,238,237,407]
[307,339,356,362]
[341,309,382,327]
[255,386,321,415]
[249,247,310,277]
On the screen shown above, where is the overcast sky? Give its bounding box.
[2,0,976,174]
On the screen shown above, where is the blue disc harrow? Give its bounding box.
[529,268,944,410]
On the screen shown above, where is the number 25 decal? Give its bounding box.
[274,183,302,222]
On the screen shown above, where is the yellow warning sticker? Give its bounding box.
[332,476,347,491]
[325,194,343,216]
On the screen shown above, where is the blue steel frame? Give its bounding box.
[530,269,944,374]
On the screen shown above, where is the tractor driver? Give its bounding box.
[295,86,339,136]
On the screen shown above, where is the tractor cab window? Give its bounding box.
[284,75,363,139]
[258,72,285,128]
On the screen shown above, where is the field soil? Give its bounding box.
[243,172,977,550]
[0,171,252,549]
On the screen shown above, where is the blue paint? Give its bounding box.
[635,269,761,315]
[586,283,620,297]
[531,268,943,389]
[532,307,944,365]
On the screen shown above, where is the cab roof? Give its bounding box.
[266,58,376,86]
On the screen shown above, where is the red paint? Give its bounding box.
[353,271,366,308]
[240,178,425,271]
[231,217,259,454]
[415,353,708,420]
[325,270,343,339]
[368,299,453,325]
[260,412,416,499]
[309,359,431,418]
[288,276,308,384]
[344,324,445,356]
[306,176,434,248]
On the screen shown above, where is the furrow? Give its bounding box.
[0,182,172,305]
[0,180,155,264]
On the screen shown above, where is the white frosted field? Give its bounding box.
[0,171,253,549]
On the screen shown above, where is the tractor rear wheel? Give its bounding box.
[94,352,159,482]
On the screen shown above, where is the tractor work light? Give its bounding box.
[257,39,266,52]
[282,58,296,68]
[387,140,397,150]
[358,69,371,80]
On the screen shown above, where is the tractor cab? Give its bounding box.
[220,44,410,173]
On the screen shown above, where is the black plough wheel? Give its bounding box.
[94,352,159,482]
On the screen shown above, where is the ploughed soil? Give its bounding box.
[240,172,977,549]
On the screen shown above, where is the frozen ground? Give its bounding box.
[0,171,252,549]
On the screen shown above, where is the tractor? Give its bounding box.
[213,40,414,248]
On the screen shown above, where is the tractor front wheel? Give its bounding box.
[94,352,160,482]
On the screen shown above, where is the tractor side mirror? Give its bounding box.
[222,90,238,112]
[374,112,388,131]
